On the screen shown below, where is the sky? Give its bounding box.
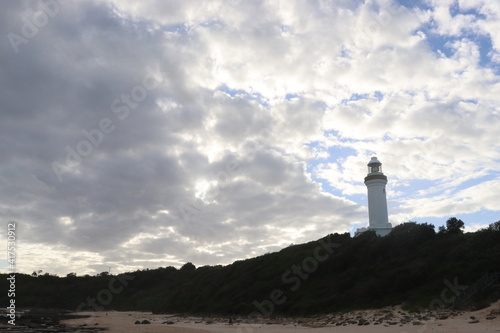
[0,0,499,276]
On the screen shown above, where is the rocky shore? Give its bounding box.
[0,309,105,333]
[143,305,499,328]
[9,301,500,333]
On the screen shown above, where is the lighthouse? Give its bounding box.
[363,156,392,236]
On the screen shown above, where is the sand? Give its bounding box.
[62,300,500,333]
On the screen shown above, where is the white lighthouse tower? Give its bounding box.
[363,156,392,236]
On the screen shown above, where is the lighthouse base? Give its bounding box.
[355,224,393,237]
[369,226,392,237]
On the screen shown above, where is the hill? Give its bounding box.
[2,220,500,315]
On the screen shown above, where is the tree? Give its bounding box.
[445,217,465,234]
[32,270,43,277]
[390,222,435,239]
[180,262,196,272]
[488,220,500,231]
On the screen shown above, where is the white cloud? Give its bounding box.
[431,5,478,36]
[395,178,500,219]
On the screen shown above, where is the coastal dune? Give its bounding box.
[62,300,500,333]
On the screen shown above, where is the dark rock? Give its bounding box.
[485,316,496,320]
[134,320,141,324]
[141,320,150,324]
[412,321,423,325]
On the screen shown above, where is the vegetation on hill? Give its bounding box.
[2,218,500,315]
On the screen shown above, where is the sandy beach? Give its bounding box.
[61,300,500,333]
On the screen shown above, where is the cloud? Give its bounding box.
[395,178,500,218]
[0,0,498,275]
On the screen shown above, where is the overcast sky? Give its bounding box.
[1,0,499,276]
